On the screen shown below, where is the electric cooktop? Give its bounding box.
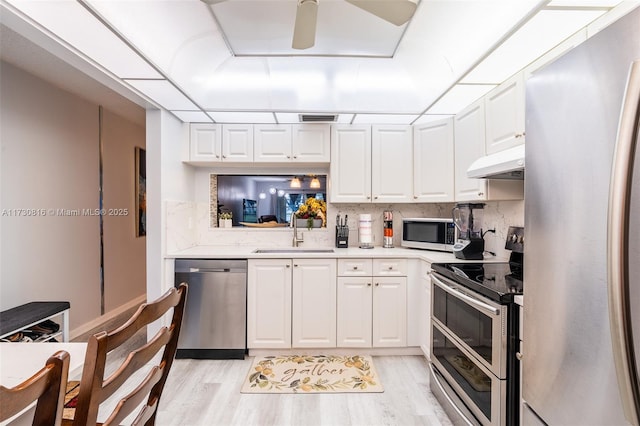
[431,261,523,303]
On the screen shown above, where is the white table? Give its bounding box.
[0,342,87,425]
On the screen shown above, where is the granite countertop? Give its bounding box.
[167,245,508,264]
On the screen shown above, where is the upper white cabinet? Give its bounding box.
[330,125,412,203]
[330,125,372,203]
[254,124,331,163]
[454,99,524,201]
[371,125,413,203]
[455,99,488,201]
[484,72,525,154]
[222,124,254,162]
[254,125,293,162]
[292,124,331,162]
[190,123,222,162]
[413,118,455,202]
[189,124,252,163]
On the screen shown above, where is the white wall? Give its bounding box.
[0,61,146,333]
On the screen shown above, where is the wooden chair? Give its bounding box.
[64,283,187,426]
[0,350,70,425]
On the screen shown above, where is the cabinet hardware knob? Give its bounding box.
[222,155,226,159]
[367,196,371,200]
[375,283,379,287]
[367,283,372,287]
[374,196,378,200]
[215,155,220,158]
[388,266,393,270]
[414,196,418,199]
[478,192,484,196]
[287,156,291,159]
[353,266,358,270]
[286,264,290,268]
[293,156,297,159]
[516,352,523,360]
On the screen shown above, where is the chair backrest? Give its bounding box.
[0,350,70,425]
[71,283,187,426]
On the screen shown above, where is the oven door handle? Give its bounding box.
[431,273,500,316]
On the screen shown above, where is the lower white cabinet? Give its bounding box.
[336,259,407,348]
[247,259,292,348]
[291,259,337,348]
[248,258,336,349]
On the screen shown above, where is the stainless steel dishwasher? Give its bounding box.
[175,259,247,359]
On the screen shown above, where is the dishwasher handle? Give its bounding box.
[189,267,232,273]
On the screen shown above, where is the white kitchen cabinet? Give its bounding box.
[413,118,455,202]
[336,276,373,347]
[189,123,253,163]
[330,125,372,203]
[254,125,293,162]
[336,258,407,348]
[190,123,221,162]
[372,277,407,347]
[221,124,254,162]
[337,258,373,276]
[291,259,337,348]
[484,72,525,154]
[419,261,432,358]
[292,124,331,162]
[454,99,524,201]
[371,125,413,203]
[247,259,292,348]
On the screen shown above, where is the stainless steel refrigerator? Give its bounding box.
[524,6,640,426]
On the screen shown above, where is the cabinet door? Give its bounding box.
[485,72,525,154]
[337,277,372,347]
[413,118,455,202]
[254,125,292,162]
[292,124,330,162]
[454,99,488,201]
[420,262,432,358]
[247,259,292,348]
[372,277,407,347]
[190,124,221,162]
[371,125,413,203]
[222,124,253,162]
[292,259,337,348]
[330,125,372,203]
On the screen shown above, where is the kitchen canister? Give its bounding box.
[358,214,373,249]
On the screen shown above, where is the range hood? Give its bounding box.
[467,144,525,179]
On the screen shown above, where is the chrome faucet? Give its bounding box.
[292,216,304,247]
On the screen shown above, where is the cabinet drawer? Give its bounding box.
[337,259,373,276]
[373,258,407,276]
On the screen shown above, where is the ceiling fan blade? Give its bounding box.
[292,0,318,50]
[344,0,417,26]
[200,0,227,4]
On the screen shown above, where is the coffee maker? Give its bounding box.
[452,203,486,260]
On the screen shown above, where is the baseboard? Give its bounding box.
[70,295,146,340]
[249,347,423,357]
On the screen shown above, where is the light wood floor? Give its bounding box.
[155,355,453,426]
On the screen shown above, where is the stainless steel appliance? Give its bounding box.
[523,7,640,425]
[452,203,486,260]
[430,228,523,426]
[175,259,247,359]
[401,218,457,252]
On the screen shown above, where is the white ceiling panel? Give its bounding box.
[352,114,419,124]
[207,112,276,123]
[5,0,161,79]
[125,79,199,110]
[425,84,496,115]
[412,114,454,125]
[171,111,213,123]
[462,8,608,84]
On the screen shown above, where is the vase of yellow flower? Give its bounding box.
[294,197,326,230]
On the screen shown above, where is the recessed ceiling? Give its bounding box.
[209,0,412,57]
[0,0,633,125]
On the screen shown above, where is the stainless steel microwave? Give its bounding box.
[401,218,457,252]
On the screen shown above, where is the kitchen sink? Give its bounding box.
[253,248,335,254]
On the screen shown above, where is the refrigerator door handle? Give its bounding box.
[608,59,640,426]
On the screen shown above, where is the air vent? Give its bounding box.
[298,114,338,122]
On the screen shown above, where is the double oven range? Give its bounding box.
[429,228,523,426]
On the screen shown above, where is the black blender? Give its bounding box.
[452,203,486,260]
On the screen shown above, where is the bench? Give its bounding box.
[0,302,70,342]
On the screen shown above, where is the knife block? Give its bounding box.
[335,226,349,248]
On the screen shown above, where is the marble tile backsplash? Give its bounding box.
[166,199,524,258]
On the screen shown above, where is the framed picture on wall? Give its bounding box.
[135,147,146,237]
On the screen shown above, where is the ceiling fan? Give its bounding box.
[201,0,418,50]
